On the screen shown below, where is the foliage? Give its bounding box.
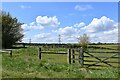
[1,11,24,49]
[78,34,90,51]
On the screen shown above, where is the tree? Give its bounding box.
[0,12,2,49]
[78,34,90,50]
[1,11,24,49]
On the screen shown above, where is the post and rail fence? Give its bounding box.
[2,47,119,68]
[38,47,119,68]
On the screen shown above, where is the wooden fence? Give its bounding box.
[38,48,67,60]
[67,47,119,68]
[1,49,12,57]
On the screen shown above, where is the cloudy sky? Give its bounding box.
[3,2,118,43]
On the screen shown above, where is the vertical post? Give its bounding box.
[79,47,83,66]
[72,49,75,63]
[10,50,12,57]
[38,48,41,59]
[68,48,71,64]
[23,43,25,48]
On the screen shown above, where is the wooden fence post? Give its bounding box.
[79,47,83,66]
[68,48,71,64]
[72,49,75,63]
[10,50,12,57]
[38,48,41,59]
[23,43,25,48]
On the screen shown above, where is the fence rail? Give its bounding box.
[1,49,12,57]
[38,48,67,59]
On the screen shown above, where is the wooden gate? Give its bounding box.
[68,48,119,68]
[84,51,119,68]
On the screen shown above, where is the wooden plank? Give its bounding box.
[72,58,80,60]
[84,64,107,67]
[68,49,71,64]
[84,56,119,58]
[72,54,79,55]
[88,51,119,54]
[41,51,67,54]
[84,52,113,67]
[1,49,12,57]
[84,60,120,63]
[84,64,120,68]
[72,49,75,63]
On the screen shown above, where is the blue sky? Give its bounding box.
[2,2,118,43]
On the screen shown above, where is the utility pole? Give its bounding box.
[58,34,61,44]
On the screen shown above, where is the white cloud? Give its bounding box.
[89,27,118,43]
[21,16,60,43]
[22,15,118,43]
[75,5,93,11]
[36,16,60,27]
[21,22,44,31]
[22,16,60,31]
[55,26,77,36]
[33,33,58,43]
[82,16,118,43]
[34,33,51,40]
[53,26,80,43]
[20,5,31,9]
[73,22,85,28]
[82,16,116,33]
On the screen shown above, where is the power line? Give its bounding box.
[29,38,31,47]
[58,34,61,44]
[29,38,31,44]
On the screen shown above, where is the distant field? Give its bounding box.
[2,44,120,78]
[88,44,118,50]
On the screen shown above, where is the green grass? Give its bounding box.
[88,44,118,50]
[2,45,120,78]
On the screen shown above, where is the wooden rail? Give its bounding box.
[84,51,119,68]
[38,48,67,60]
[1,49,12,57]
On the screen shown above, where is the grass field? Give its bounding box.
[2,44,120,78]
[0,54,2,79]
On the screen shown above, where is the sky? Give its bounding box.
[2,2,118,43]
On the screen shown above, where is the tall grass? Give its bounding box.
[2,45,119,78]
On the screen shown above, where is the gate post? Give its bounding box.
[68,48,71,64]
[79,47,83,66]
[10,50,12,57]
[72,49,75,63]
[38,48,41,60]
